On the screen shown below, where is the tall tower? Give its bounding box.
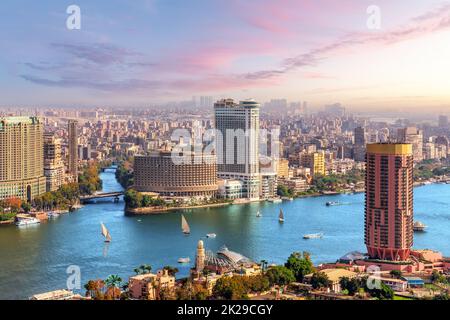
[68,120,78,182]
[214,99,260,200]
[365,143,414,261]
[195,240,205,273]
[353,126,366,162]
[44,133,64,192]
[0,116,46,201]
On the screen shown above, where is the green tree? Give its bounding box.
[213,276,247,300]
[339,277,362,295]
[265,266,295,286]
[366,282,394,300]
[124,189,143,208]
[163,266,179,277]
[311,272,331,290]
[21,202,32,213]
[284,251,315,281]
[105,275,123,300]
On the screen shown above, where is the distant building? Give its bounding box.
[304,268,357,293]
[279,178,309,193]
[365,143,414,261]
[214,99,260,200]
[277,159,289,179]
[397,127,423,162]
[128,269,175,300]
[30,289,83,300]
[217,179,243,199]
[68,120,78,182]
[134,151,218,197]
[0,116,46,201]
[193,243,255,276]
[43,133,65,192]
[300,151,325,176]
[353,126,366,162]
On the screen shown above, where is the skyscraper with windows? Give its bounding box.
[397,127,423,162]
[214,99,260,200]
[44,133,64,192]
[68,120,78,182]
[353,126,366,162]
[365,143,414,261]
[0,116,46,201]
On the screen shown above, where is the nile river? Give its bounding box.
[0,169,449,299]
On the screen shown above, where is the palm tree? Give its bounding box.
[163,266,179,277]
[134,264,152,275]
[105,274,123,300]
[140,264,152,274]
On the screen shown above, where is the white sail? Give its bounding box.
[181,215,190,234]
[101,223,112,242]
[279,209,284,222]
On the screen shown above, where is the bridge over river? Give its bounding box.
[79,191,124,203]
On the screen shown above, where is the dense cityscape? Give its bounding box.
[0,1,449,310]
[0,100,449,300]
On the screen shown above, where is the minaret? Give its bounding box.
[195,240,205,273]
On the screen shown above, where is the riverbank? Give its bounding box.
[125,202,231,215]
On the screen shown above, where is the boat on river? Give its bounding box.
[413,221,427,232]
[303,233,323,239]
[178,257,190,264]
[101,223,112,242]
[16,217,40,227]
[269,197,282,203]
[279,209,284,223]
[181,214,190,234]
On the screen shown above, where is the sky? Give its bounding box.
[0,0,450,112]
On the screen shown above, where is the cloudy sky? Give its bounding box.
[1,0,450,111]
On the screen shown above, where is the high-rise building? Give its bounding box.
[353,126,366,162]
[0,116,46,201]
[300,151,325,176]
[365,143,414,261]
[44,133,65,192]
[397,127,423,162]
[68,120,78,182]
[214,99,260,200]
[277,159,289,179]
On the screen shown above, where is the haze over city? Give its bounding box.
[1,0,450,112]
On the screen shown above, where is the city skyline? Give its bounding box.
[0,0,450,112]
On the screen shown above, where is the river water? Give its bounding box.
[0,168,448,299]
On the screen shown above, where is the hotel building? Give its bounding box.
[0,116,46,201]
[214,99,260,200]
[134,151,218,197]
[365,143,414,261]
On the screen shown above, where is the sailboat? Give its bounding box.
[101,222,112,243]
[256,211,262,217]
[279,209,284,223]
[181,214,190,235]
